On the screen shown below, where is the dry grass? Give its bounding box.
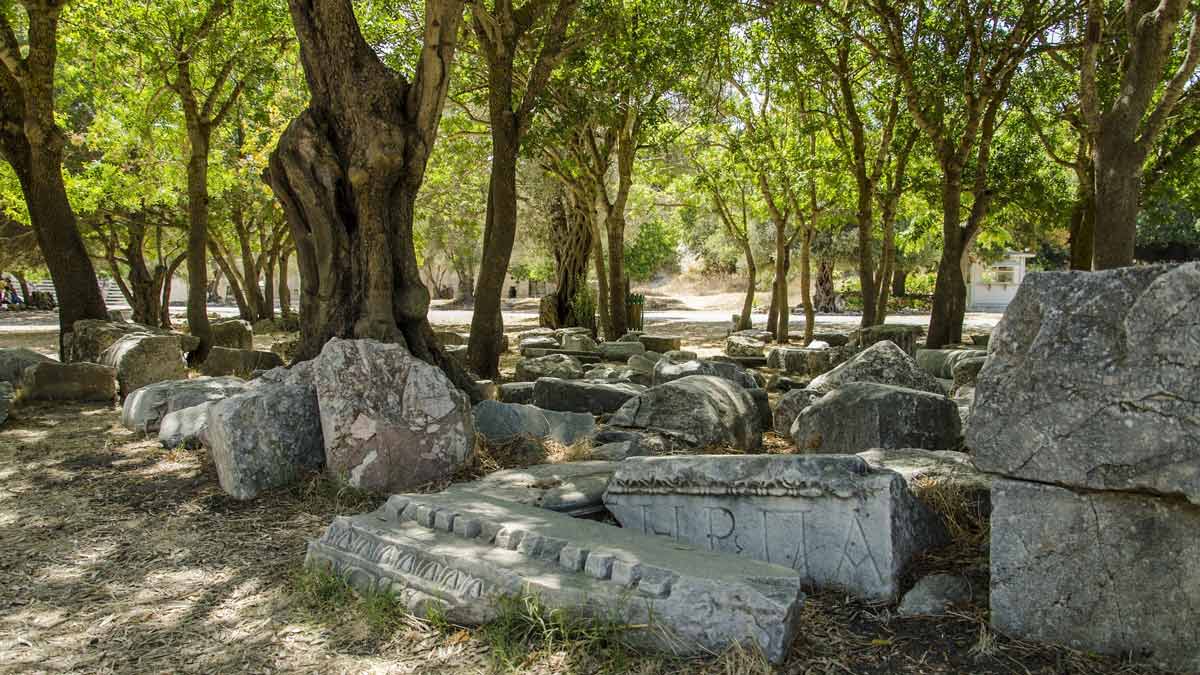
[0,400,1181,675]
[910,474,991,548]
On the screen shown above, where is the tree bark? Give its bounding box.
[736,236,756,332]
[548,184,592,327]
[183,126,213,363]
[799,225,814,344]
[1092,135,1143,269]
[160,254,185,329]
[0,4,107,354]
[813,259,837,313]
[278,246,293,319]
[267,0,474,394]
[892,269,908,297]
[1068,181,1097,270]
[927,171,969,348]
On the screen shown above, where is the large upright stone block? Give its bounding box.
[790,383,961,453]
[306,490,805,663]
[315,339,474,493]
[603,455,946,602]
[100,334,187,397]
[990,479,1200,672]
[969,263,1200,501]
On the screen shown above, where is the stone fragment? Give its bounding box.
[315,339,474,493]
[0,347,53,385]
[791,383,961,453]
[519,336,559,355]
[472,400,594,447]
[210,319,253,350]
[638,335,681,352]
[604,454,946,602]
[514,354,583,382]
[204,382,324,499]
[990,478,1200,672]
[661,350,697,363]
[773,388,821,435]
[0,381,13,426]
[498,382,535,404]
[21,362,117,402]
[766,346,835,377]
[158,402,210,449]
[725,335,765,358]
[532,377,644,415]
[914,348,985,379]
[809,341,942,395]
[851,324,921,356]
[856,448,991,507]
[898,574,972,616]
[100,334,187,397]
[64,319,197,363]
[951,356,986,390]
[474,380,498,401]
[747,388,772,433]
[434,330,468,347]
[589,441,637,461]
[610,375,762,451]
[560,333,598,352]
[598,340,646,361]
[306,491,805,663]
[199,347,285,378]
[969,263,1200,501]
[626,353,657,375]
[270,336,300,362]
[732,329,773,343]
[452,461,617,516]
[121,376,249,433]
[652,357,758,390]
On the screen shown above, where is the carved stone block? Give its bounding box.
[603,455,946,602]
[306,489,805,663]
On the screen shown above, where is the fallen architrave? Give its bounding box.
[306,488,805,663]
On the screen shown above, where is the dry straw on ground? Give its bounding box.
[0,401,1175,674]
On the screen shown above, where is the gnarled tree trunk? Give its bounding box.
[267,0,473,395]
[547,185,592,328]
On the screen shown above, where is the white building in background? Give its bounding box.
[966,251,1036,312]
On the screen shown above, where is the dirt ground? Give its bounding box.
[0,313,1175,675]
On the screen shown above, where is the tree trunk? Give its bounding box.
[736,237,756,331]
[605,209,628,338]
[1068,186,1096,270]
[799,226,814,344]
[776,246,790,343]
[1092,133,1143,269]
[591,221,613,339]
[927,173,969,348]
[813,259,837,313]
[854,185,877,327]
[765,271,779,336]
[184,134,212,364]
[262,251,277,321]
[161,254,185,329]
[469,121,520,380]
[892,269,908,297]
[0,6,108,355]
[209,241,253,320]
[278,247,293,319]
[267,0,473,393]
[874,203,897,325]
[549,186,592,327]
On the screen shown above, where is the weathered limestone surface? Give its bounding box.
[970,264,1200,502]
[610,375,763,451]
[851,325,920,356]
[199,347,285,378]
[64,319,199,364]
[205,381,324,499]
[472,400,594,446]
[210,319,253,350]
[561,333,598,352]
[0,348,53,384]
[0,381,13,426]
[598,340,645,361]
[158,402,211,449]
[315,339,474,494]
[773,388,821,435]
[121,376,249,433]
[533,377,644,415]
[603,455,946,602]
[898,574,972,616]
[498,382,535,404]
[766,346,834,378]
[791,383,961,453]
[725,335,765,358]
[100,334,188,397]
[914,348,985,379]
[306,490,805,663]
[514,354,583,382]
[652,357,758,390]
[21,362,117,402]
[452,461,617,516]
[639,335,681,352]
[808,341,942,395]
[990,478,1200,672]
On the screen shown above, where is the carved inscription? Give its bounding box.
[320,524,490,600]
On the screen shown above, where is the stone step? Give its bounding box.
[306,489,805,663]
